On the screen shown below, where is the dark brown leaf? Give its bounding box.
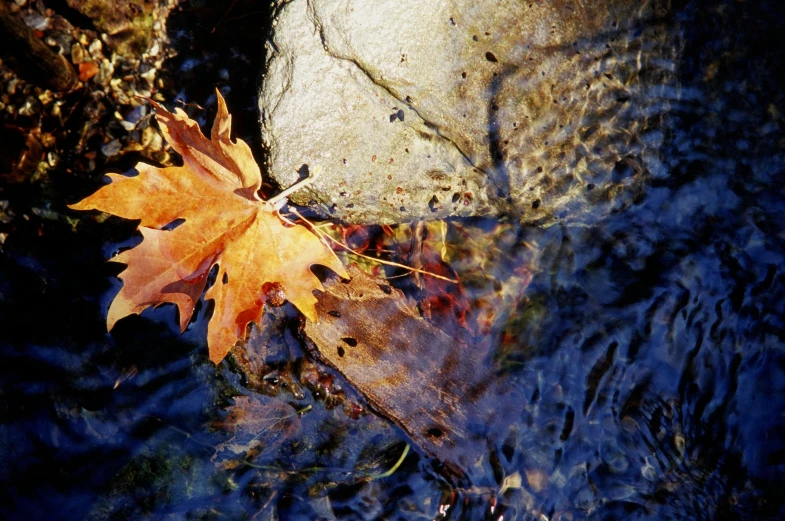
[302,265,523,478]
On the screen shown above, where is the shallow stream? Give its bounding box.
[2,1,785,520]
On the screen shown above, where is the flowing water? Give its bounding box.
[2,1,785,520]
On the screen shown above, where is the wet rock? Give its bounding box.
[260,0,679,224]
[0,2,78,92]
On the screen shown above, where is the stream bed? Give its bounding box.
[2,1,785,520]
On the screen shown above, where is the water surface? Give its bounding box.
[2,0,785,520]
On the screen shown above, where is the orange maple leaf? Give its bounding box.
[70,91,349,363]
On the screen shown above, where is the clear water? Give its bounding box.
[2,1,785,520]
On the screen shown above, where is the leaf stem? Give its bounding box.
[267,167,320,205]
[367,443,410,480]
[239,442,410,480]
[288,208,458,283]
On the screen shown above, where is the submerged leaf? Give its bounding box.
[214,395,301,468]
[302,265,523,478]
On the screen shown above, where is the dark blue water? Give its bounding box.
[2,1,785,520]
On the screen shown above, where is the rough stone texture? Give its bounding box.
[260,0,678,224]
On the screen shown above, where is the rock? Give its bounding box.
[0,2,78,92]
[260,0,679,224]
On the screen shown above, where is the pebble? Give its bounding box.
[79,62,100,82]
[607,485,637,501]
[97,60,114,85]
[0,201,12,223]
[499,471,522,495]
[140,67,156,85]
[101,139,122,157]
[37,90,53,106]
[640,457,657,481]
[71,43,86,64]
[525,468,548,492]
[44,36,61,53]
[88,39,103,59]
[7,78,19,95]
[51,100,64,118]
[673,432,685,457]
[621,416,639,433]
[142,126,163,151]
[180,59,199,72]
[125,105,146,125]
[21,12,50,31]
[602,448,629,474]
[18,97,38,117]
[573,485,597,511]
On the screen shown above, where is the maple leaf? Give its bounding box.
[70,91,349,363]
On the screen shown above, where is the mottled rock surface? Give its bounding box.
[260,0,678,224]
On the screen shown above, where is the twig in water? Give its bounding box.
[368,443,410,480]
[287,207,458,283]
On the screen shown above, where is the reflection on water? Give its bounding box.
[2,0,785,520]
[485,182,785,519]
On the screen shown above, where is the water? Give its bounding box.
[2,0,785,519]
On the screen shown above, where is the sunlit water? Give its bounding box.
[2,1,785,520]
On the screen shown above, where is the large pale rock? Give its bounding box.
[260,0,678,224]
